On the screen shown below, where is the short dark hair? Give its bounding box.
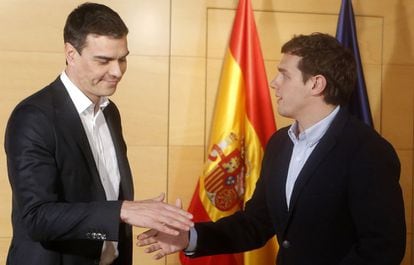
[281,32,356,106]
[63,2,128,53]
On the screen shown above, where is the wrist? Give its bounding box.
[120,200,131,222]
[184,227,197,254]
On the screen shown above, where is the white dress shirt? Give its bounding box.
[285,106,340,209]
[60,72,120,265]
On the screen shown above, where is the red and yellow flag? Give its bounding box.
[180,0,278,264]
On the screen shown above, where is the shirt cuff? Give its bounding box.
[183,227,198,255]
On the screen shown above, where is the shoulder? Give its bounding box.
[104,99,122,122]
[106,99,121,114]
[261,125,292,161]
[267,125,291,147]
[341,115,400,173]
[344,115,395,151]
[323,108,395,156]
[5,78,62,144]
[12,77,62,115]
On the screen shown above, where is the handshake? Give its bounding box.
[120,193,192,259]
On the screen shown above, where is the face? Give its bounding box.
[269,54,314,120]
[65,34,129,104]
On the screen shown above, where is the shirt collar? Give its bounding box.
[60,71,110,115]
[288,105,340,146]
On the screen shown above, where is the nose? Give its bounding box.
[109,61,124,78]
[270,75,279,90]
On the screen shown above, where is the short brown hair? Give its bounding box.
[281,33,356,106]
[63,2,128,53]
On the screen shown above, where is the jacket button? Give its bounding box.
[282,240,291,249]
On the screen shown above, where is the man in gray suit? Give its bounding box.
[5,3,193,265]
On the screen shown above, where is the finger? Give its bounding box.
[155,220,189,234]
[162,203,193,219]
[157,211,194,231]
[137,229,157,240]
[137,236,158,247]
[158,205,194,228]
[153,251,166,260]
[154,223,181,236]
[144,244,161,253]
[175,198,182,208]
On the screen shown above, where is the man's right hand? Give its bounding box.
[120,193,193,236]
[136,227,189,260]
[136,198,190,259]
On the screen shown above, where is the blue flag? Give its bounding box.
[336,0,373,127]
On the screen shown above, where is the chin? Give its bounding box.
[277,106,286,116]
[103,86,117,95]
[277,108,292,119]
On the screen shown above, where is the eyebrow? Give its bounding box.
[277,67,287,73]
[94,51,130,61]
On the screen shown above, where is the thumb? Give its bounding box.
[152,192,165,202]
[175,198,183,209]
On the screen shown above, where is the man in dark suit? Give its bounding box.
[5,3,193,265]
[137,33,406,265]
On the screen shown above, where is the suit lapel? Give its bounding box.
[274,138,293,213]
[264,129,293,233]
[50,78,106,198]
[103,104,134,200]
[287,109,349,213]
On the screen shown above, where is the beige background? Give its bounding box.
[0,0,413,264]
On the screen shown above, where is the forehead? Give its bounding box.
[278,54,302,72]
[83,34,128,54]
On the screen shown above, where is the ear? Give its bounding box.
[64,42,78,66]
[309,74,327,96]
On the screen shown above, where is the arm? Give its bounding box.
[137,135,279,258]
[340,136,406,265]
[6,104,192,242]
[137,181,275,259]
[121,194,193,236]
[137,199,191,260]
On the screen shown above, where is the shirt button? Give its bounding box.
[282,240,291,249]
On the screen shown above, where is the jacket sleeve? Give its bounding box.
[192,135,279,257]
[340,136,406,265]
[5,103,122,243]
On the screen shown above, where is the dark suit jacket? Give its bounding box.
[5,77,134,265]
[192,108,406,265]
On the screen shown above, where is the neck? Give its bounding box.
[64,68,101,108]
[296,103,337,133]
[94,102,101,114]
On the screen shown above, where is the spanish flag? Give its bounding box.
[180,0,277,264]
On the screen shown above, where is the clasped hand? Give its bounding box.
[120,193,193,236]
[136,198,190,259]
